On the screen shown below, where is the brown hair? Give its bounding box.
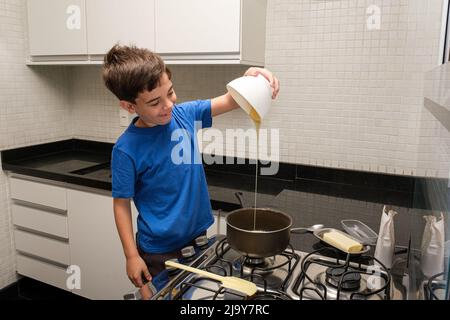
[102,44,172,103]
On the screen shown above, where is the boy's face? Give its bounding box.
[120,72,176,127]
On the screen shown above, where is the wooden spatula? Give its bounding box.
[165,260,258,296]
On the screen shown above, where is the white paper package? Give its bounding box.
[374,205,397,268]
[421,212,445,279]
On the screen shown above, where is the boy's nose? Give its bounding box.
[163,101,173,111]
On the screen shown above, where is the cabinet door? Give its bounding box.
[27,0,87,56]
[67,190,137,299]
[86,0,155,55]
[155,0,240,54]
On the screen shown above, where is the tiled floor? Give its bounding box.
[0,277,88,300]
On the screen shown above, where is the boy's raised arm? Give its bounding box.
[210,67,280,117]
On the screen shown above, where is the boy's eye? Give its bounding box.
[149,101,159,107]
[168,91,174,96]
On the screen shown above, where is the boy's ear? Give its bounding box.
[119,100,135,113]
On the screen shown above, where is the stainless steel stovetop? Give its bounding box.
[148,235,405,301]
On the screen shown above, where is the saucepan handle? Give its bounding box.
[234,191,246,208]
[290,227,309,234]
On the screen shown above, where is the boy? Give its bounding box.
[102,44,279,299]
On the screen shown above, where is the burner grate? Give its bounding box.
[160,236,302,300]
[424,272,446,300]
[213,238,300,291]
[292,246,391,300]
[176,274,294,300]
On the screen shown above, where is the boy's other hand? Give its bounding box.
[243,67,280,99]
[127,255,152,287]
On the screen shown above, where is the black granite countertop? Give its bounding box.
[2,139,421,253]
[2,140,112,190]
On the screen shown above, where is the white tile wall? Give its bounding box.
[263,0,443,175]
[0,0,72,288]
[70,0,444,177]
[0,156,16,289]
[70,65,248,143]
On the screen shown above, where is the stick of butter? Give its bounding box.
[323,231,363,253]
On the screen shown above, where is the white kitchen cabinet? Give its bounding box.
[9,176,71,290]
[8,175,141,299]
[156,0,239,55]
[11,203,69,238]
[67,189,137,300]
[86,0,155,57]
[26,0,267,65]
[27,0,88,57]
[10,177,67,210]
[27,0,155,62]
[155,0,267,65]
[16,255,70,291]
[14,229,71,265]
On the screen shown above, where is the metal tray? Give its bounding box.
[313,228,371,255]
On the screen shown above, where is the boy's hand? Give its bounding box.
[212,67,280,117]
[243,67,280,99]
[126,255,152,288]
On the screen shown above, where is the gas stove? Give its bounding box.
[148,235,400,301]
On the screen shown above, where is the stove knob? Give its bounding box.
[181,246,196,259]
[195,235,209,248]
[165,258,180,275]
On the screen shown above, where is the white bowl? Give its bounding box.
[226,74,272,122]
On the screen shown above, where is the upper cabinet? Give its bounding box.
[156,0,240,56]
[26,0,267,66]
[26,0,154,63]
[156,0,266,65]
[86,0,155,58]
[27,0,88,57]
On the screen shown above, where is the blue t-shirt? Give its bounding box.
[111,100,214,253]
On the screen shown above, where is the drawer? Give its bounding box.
[10,177,67,210]
[16,254,69,292]
[14,229,70,265]
[12,203,68,239]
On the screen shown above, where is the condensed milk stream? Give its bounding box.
[249,108,261,230]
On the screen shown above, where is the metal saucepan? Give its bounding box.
[226,208,314,258]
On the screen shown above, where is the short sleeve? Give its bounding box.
[179,100,212,129]
[111,148,136,198]
[193,100,212,129]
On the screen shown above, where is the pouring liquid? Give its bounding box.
[249,108,261,230]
